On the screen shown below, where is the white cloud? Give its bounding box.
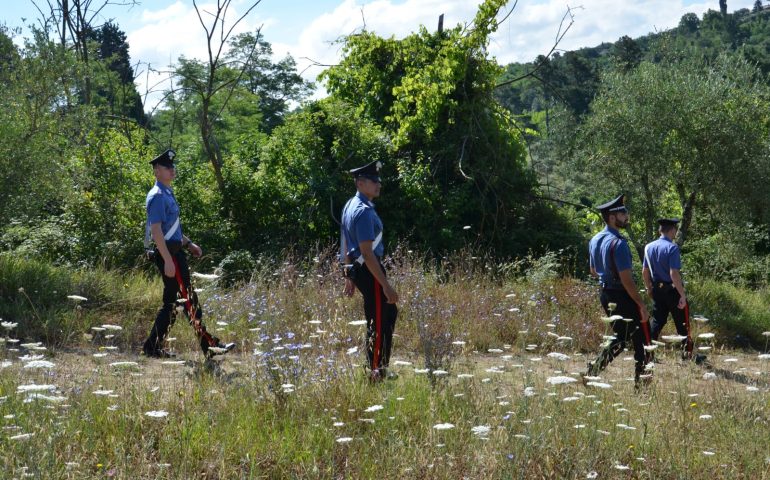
[125,0,756,107]
[269,0,754,87]
[127,1,271,109]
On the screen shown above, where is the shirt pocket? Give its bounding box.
[166,199,179,220]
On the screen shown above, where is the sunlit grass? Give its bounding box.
[0,249,769,478]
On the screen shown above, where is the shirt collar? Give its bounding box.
[659,235,673,243]
[155,180,173,195]
[356,190,374,207]
[604,226,621,236]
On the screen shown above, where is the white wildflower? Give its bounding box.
[365,405,384,413]
[191,272,219,281]
[546,376,577,385]
[703,372,717,380]
[10,433,34,440]
[699,415,712,420]
[109,361,139,368]
[17,384,56,393]
[524,387,536,397]
[1,321,18,330]
[145,410,169,418]
[661,335,688,343]
[697,333,715,339]
[393,360,412,366]
[23,360,56,369]
[67,295,87,302]
[336,437,353,443]
[433,423,455,430]
[25,393,67,403]
[348,320,367,326]
[547,352,570,361]
[586,381,612,389]
[471,425,491,437]
[101,324,123,331]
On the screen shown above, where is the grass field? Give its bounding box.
[1,251,769,478]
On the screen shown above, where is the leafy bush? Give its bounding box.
[217,249,257,287]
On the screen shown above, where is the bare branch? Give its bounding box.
[494,6,578,89]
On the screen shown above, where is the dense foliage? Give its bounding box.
[4,2,770,284]
[0,0,578,270]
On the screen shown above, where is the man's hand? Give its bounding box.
[677,295,687,310]
[164,260,176,278]
[188,242,202,258]
[343,278,355,297]
[383,284,399,304]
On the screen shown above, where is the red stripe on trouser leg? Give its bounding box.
[638,305,651,345]
[684,302,693,354]
[172,257,215,347]
[373,276,382,371]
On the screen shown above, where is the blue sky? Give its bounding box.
[2,0,758,107]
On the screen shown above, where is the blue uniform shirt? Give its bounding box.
[340,191,384,261]
[146,181,183,243]
[588,226,633,289]
[643,236,681,283]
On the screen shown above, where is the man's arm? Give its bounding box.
[151,223,176,278]
[642,267,653,299]
[341,250,355,297]
[618,268,649,323]
[182,234,202,257]
[359,240,398,304]
[670,268,687,309]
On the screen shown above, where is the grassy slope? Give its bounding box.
[0,253,769,478]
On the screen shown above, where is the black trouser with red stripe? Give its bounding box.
[143,243,214,355]
[651,283,693,357]
[352,261,398,373]
[589,288,651,376]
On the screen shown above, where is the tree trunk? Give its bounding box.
[199,96,226,195]
[677,183,696,248]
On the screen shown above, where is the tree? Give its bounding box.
[87,22,146,125]
[169,0,262,200]
[578,54,770,250]
[320,0,570,255]
[613,35,642,72]
[225,32,313,132]
[754,0,764,13]
[679,12,700,33]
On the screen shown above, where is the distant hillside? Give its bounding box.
[495,4,770,127]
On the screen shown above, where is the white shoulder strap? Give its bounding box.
[144,217,180,249]
[355,230,383,265]
[644,244,655,281]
